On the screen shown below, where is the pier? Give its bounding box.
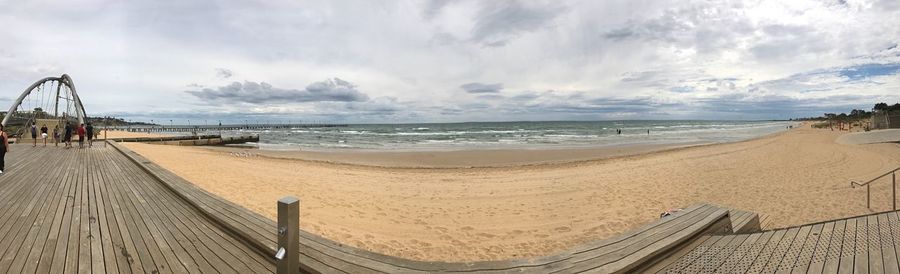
[111,123,347,133]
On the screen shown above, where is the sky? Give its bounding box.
[1,0,899,124]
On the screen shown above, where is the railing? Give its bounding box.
[851,167,900,210]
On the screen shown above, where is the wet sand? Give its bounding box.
[122,123,900,262]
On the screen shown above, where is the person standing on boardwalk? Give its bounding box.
[40,124,48,147]
[64,122,73,149]
[86,123,94,148]
[52,125,60,147]
[77,124,86,149]
[30,122,37,147]
[0,125,8,174]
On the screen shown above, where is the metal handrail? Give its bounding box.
[851,167,900,210]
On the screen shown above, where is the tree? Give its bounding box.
[874,102,889,112]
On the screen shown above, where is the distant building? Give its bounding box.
[872,110,900,129]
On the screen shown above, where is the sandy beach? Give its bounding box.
[122,123,900,262]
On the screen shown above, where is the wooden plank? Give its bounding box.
[103,149,237,273]
[804,221,837,274]
[95,148,150,274]
[746,228,790,273]
[87,149,121,274]
[7,148,74,273]
[0,149,64,272]
[100,149,182,274]
[21,148,80,274]
[713,230,767,272]
[0,148,66,272]
[645,235,721,272]
[109,156,193,274]
[582,208,731,273]
[877,213,899,273]
[820,219,848,274]
[771,225,812,272]
[86,149,112,274]
[889,212,900,274]
[698,234,751,272]
[104,143,273,273]
[105,150,218,274]
[78,149,94,274]
[45,148,82,273]
[854,216,869,273]
[102,151,166,274]
[837,218,857,273]
[865,214,884,273]
[786,223,824,273]
[757,227,802,273]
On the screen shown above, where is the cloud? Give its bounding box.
[215,68,233,78]
[469,1,566,47]
[185,78,369,105]
[3,1,900,123]
[460,82,503,93]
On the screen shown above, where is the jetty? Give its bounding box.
[111,123,347,134]
[104,134,260,146]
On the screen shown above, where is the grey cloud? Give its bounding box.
[603,4,754,54]
[421,0,451,20]
[477,94,505,100]
[460,82,503,93]
[215,68,233,78]
[186,78,369,105]
[469,1,566,47]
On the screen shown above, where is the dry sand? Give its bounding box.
[122,123,900,262]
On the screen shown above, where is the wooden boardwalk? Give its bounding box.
[653,209,900,273]
[0,144,273,274]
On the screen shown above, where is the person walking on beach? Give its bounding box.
[40,124,48,147]
[64,122,73,149]
[0,125,8,174]
[52,125,60,147]
[77,124,86,149]
[30,122,37,147]
[86,123,94,148]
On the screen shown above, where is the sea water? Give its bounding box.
[219,120,798,151]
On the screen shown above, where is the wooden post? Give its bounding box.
[277,197,300,274]
[867,184,871,209]
[894,172,897,211]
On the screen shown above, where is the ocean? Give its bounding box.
[217,120,799,151]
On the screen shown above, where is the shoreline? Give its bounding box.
[209,141,711,168]
[208,123,798,169]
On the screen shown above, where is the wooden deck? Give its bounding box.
[0,143,274,273]
[653,209,900,273]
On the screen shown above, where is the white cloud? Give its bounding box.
[0,0,899,123]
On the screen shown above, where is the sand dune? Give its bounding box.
[123,123,900,262]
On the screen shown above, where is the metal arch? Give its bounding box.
[1,74,87,127]
[61,74,87,124]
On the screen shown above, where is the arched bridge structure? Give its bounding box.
[1,74,87,133]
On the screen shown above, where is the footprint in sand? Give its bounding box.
[554,226,572,233]
[535,234,550,238]
[476,233,496,238]
[460,226,475,231]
